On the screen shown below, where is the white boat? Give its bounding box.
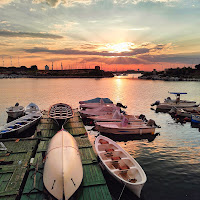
[191,114,200,123]
[0,104,42,138]
[79,104,119,119]
[43,129,83,200]
[6,103,24,118]
[95,135,147,198]
[88,110,142,122]
[95,117,155,135]
[25,102,41,115]
[169,107,200,118]
[152,92,198,112]
[48,103,73,126]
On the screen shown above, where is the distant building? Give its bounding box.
[95,66,100,70]
[45,65,49,70]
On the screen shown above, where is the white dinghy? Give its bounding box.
[25,103,41,115]
[95,135,147,198]
[48,103,73,127]
[6,103,24,118]
[43,129,83,200]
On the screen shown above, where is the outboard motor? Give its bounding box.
[139,114,148,122]
[116,103,127,109]
[151,100,160,106]
[15,102,19,106]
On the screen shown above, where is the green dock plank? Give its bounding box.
[37,140,50,152]
[75,136,92,148]
[79,148,97,164]
[76,184,112,200]
[34,129,57,138]
[82,164,106,187]
[67,127,87,136]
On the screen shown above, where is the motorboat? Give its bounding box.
[0,104,42,138]
[191,114,200,124]
[43,129,83,200]
[88,110,142,122]
[79,97,113,104]
[25,103,41,115]
[169,107,200,118]
[95,135,147,198]
[79,104,120,119]
[152,92,198,112]
[95,116,155,135]
[6,103,24,118]
[48,103,73,127]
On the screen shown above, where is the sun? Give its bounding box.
[106,42,134,53]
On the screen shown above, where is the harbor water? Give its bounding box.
[0,76,200,200]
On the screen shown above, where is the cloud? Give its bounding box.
[23,47,150,56]
[32,0,92,7]
[0,30,63,39]
[0,0,14,7]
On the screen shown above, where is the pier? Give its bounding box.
[0,109,112,200]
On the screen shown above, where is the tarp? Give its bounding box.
[79,97,113,104]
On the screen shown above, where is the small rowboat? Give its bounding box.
[48,103,73,126]
[43,129,83,200]
[95,135,147,198]
[6,103,24,119]
[25,103,40,115]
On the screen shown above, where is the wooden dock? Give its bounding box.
[0,110,112,200]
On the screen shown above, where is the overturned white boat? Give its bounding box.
[43,129,83,200]
[95,135,147,198]
[48,103,73,126]
[0,103,42,138]
[6,103,24,118]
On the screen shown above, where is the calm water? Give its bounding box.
[0,76,200,200]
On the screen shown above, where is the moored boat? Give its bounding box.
[6,103,24,118]
[169,107,200,118]
[79,97,113,104]
[79,104,120,119]
[191,114,200,124]
[88,110,142,122]
[95,117,155,135]
[152,92,198,112]
[25,102,41,115]
[43,129,83,200]
[95,135,147,198]
[48,103,73,127]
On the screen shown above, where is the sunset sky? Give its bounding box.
[0,0,200,71]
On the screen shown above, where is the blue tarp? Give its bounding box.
[79,97,113,104]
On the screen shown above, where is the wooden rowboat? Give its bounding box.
[48,103,73,126]
[95,135,147,198]
[43,129,83,200]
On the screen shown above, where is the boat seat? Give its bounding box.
[104,152,113,157]
[118,164,129,170]
[128,178,137,183]
[105,148,114,152]
[111,156,121,161]
[99,139,109,144]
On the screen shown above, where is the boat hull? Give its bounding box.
[95,135,147,198]
[191,115,200,124]
[43,130,83,200]
[95,122,155,135]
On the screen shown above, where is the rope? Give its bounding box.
[118,183,126,200]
